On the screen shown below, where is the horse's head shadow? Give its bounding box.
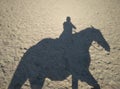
[73,26,110,52]
[8,26,110,89]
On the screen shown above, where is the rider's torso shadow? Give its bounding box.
[8,27,110,89]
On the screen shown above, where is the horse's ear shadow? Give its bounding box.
[90,25,94,28]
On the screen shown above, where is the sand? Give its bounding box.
[0,0,120,89]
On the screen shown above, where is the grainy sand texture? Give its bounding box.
[0,0,120,89]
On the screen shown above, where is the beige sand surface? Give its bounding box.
[0,0,120,89]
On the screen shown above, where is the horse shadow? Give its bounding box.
[8,26,110,89]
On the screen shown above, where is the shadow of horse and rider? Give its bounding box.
[8,17,110,89]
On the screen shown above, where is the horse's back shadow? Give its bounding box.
[8,27,110,89]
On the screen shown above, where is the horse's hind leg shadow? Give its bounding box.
[8,64,28,89]
[29,76,45,89]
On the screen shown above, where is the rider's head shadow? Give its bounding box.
[8,17,110,89]
[59,16,76,41]
[66,16,71,22]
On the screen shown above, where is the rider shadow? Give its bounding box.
[8,26,110,89]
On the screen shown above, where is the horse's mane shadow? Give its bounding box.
[8,27,110,89]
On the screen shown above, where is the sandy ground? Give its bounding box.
[0,0,120,89]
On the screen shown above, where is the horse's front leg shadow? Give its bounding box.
[83,70,101,89]
[72,75,78,89]
[72,70,101,89]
